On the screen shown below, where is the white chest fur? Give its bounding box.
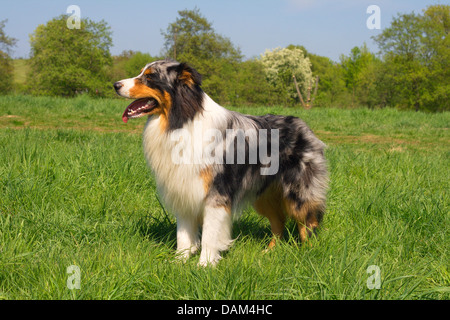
[142,94,229,218]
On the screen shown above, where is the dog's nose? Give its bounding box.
[113,82,123,91]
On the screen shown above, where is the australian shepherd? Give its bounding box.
[114,59,328,266]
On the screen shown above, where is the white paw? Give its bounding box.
[174,250,190,263]
[175,242,200,263]
[197,252,221,267]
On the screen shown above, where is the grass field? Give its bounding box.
[0,95,448,300]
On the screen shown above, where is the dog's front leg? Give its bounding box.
[198,206,233,267]
[176,214,200,262]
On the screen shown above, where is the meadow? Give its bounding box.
[0,94,448,300]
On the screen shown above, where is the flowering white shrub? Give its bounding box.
[260,47,313,103]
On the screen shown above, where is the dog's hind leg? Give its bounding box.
[253,182,287,250]
[282,154,327,244]
[198,205,233,267]
[284,199,324,243]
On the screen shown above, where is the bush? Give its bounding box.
[29,15,113,97]
[0,51,13,94]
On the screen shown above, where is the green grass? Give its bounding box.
[0,95,449,299]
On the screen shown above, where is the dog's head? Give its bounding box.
[114,59,203,127]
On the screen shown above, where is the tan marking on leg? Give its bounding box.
[253,182,286,250]
[284,197,323,243]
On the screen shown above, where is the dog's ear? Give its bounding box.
[177,63,202,87]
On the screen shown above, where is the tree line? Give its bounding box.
[0,6,448,112]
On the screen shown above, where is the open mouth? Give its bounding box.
[122,98,157,123]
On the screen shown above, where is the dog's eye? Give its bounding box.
[146,73,158,81]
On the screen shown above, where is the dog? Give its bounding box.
[114,59,328,266]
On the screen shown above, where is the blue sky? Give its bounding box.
[2,0,447,61]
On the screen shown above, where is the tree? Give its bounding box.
[161,8,242,104]
[231,59,278,106]
[260,46,313,105]
[373,12,427,111]
[302,48,347,107]
[0,19,17,94]
[161,8,242,63]
[340,44,380,108]
[29,15,113,97]
[0,51,14,94]
[373,5,450,111]
[110,51,159,83]
[123,52,158,78]
[354,55,384,109]
[420,5,450,111]
[110,50,137,81]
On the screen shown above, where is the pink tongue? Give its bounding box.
[121,99,149,123]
